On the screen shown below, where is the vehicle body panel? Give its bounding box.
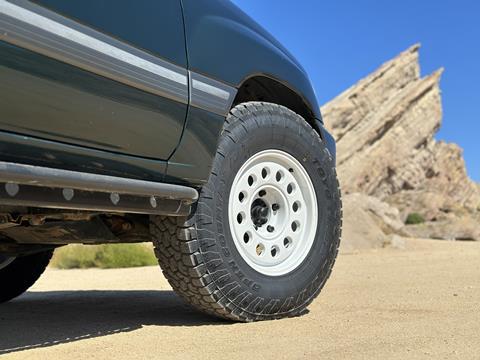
[32,0,188,67]
[0,0,333,188]
[0,0,188,161]
[0,128,167,182]
[166,106,225,185]
[181,0,322,121]
[0,42,186,160]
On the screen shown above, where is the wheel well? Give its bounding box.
[232,76,318,130]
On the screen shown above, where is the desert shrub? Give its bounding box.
[50,243,157,269]
[405,212,425,225]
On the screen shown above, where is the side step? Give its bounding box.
[0,161,198,216]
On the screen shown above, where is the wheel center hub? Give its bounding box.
[250,185,288,239]
[250,199,269,227]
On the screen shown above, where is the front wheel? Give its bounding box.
[151,102,342,321]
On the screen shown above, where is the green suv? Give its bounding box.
[0,0,341,321]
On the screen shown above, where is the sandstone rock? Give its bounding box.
[322,44,480,223]
[341,197,385,252]
[404,213,480,241]
[340,193,404,252]
[344,193,404,233]
[386,234,407,250]
[386,190,450,221]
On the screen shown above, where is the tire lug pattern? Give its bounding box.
[150,102,342,322]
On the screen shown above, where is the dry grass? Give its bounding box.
[50,243,157,269]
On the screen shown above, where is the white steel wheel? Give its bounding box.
[0,255,15,271]
[228,149,318,276]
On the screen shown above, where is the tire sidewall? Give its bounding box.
[198,104,340,312]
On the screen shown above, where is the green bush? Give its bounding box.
[50,243,157,269]
[405,212,425,225]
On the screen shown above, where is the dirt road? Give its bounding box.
[1,238,479,359]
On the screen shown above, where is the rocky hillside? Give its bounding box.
[321,45,480,250]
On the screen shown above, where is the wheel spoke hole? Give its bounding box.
[261,167,270,179]
[248,175,256,187]
[243,232,251,244]
[238,191,246,203]
[287,183,296,194]
[291,220,300,232]
[237,212,245,224]
[292,201,300,212]
[275,170,284,182]
[256,243,265,256]
[283,237,292,248]
[271,245,279,258]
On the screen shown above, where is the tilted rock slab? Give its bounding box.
[322,44,480,221]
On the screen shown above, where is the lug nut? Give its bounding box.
[259,190,266,197]
[272,203,280,211]
[267,225,275,233]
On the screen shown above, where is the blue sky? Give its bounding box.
[232,0,479,182]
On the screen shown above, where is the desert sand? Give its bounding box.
[1,238,479,359]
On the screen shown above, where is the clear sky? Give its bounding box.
[232,0,479,182]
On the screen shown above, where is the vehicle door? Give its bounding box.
[0,0,188,160]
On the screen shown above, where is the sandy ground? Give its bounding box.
[0,238,479,360]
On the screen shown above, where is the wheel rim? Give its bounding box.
[228,149,318,276]
[0,254,15,271]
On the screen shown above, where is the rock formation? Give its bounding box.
[340,193,405,252]
[321,44,480,248]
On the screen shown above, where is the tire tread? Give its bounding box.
[151,102,342,322]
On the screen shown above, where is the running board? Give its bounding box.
[0,161,198,216]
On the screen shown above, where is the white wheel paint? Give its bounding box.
[228,149,318,276]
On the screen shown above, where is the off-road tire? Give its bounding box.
[151,102,342,321]
[0,250,53,303]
